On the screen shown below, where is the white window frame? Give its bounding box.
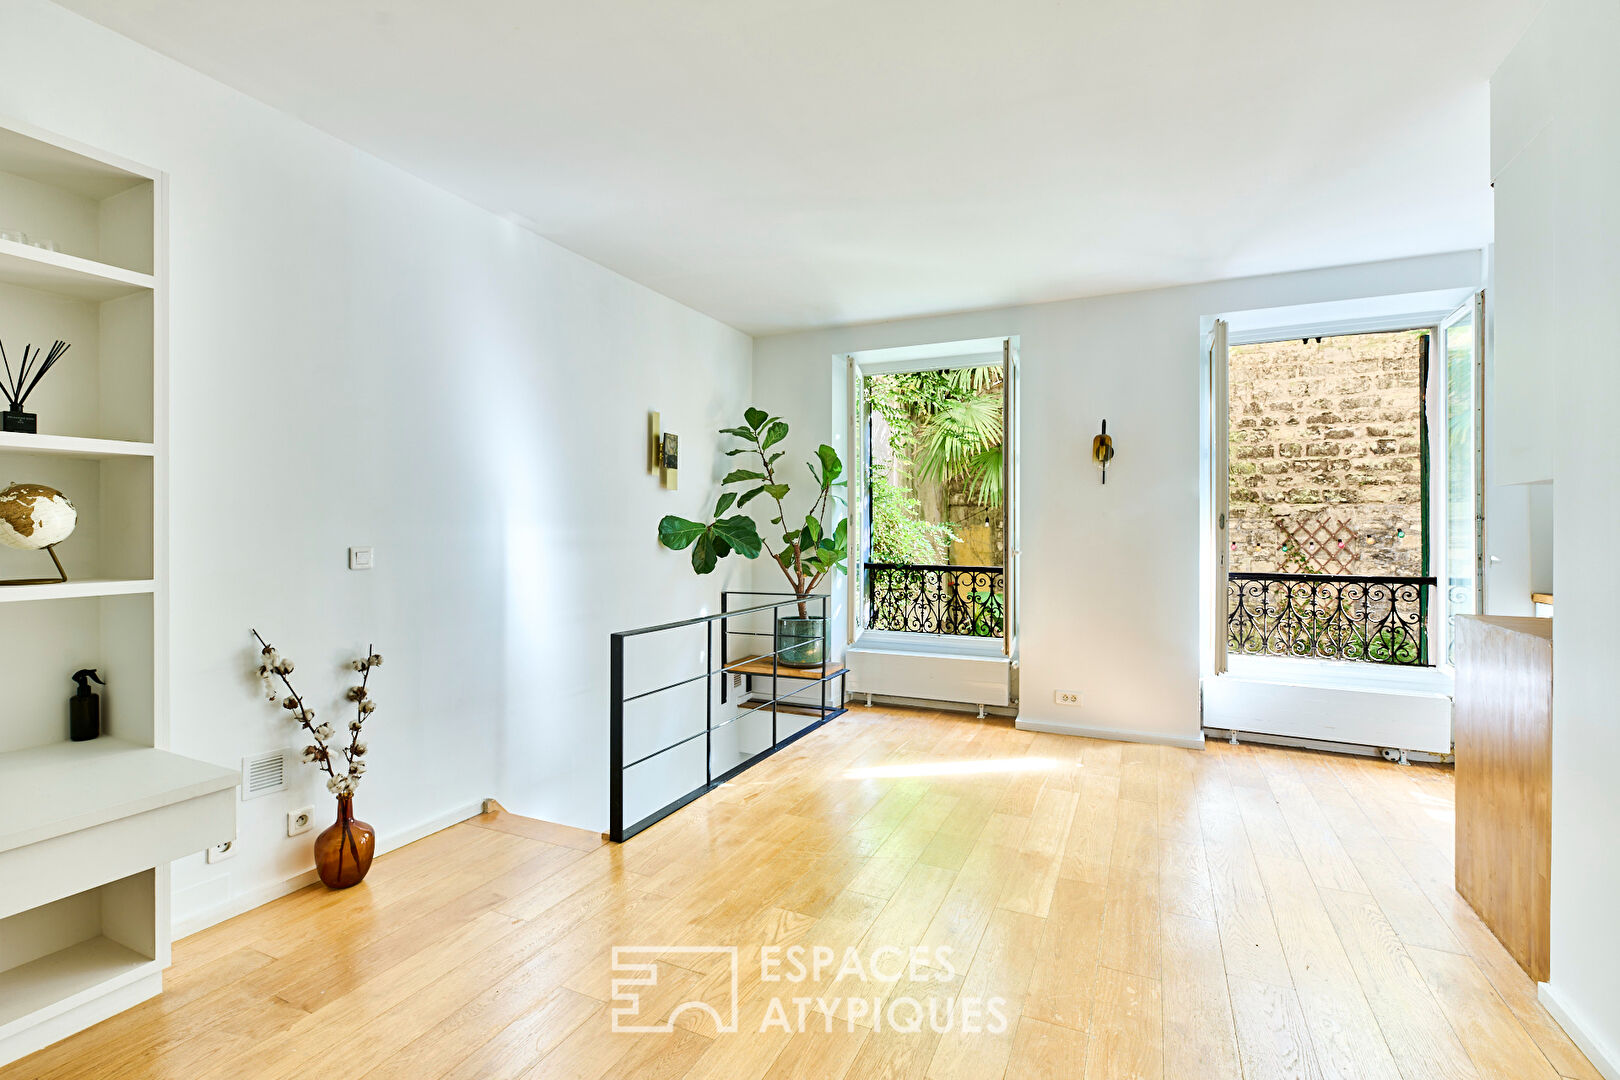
[1435,293,1487,668]
[847,337,1017,658]
[1210,290,1478,701]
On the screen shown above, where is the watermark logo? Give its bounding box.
[610,946,740,1034]
[609,944,1006,1035]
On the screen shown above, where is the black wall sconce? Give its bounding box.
[1092,419,1114,483]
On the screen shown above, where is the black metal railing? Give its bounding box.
[609,591,848,842]
[865,563,1005,637]
[1226,572,1436,666]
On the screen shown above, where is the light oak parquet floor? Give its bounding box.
[3,705,1601,1080]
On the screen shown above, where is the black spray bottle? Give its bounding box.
[70,669,104,741]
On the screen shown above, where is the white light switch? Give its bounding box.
[348,546,374,571]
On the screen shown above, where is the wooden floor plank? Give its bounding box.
[1260,754,1370,895]
[1407,946,1562,1080]
[1201,801,1293,988]
[999,785,1077,916]
[1161,913,1241,1080]
[1229,976,1326,1080]
[1004,1016,1090,1080]
[1253,854,1403,1080]
[925,907,1044,1080]
[1316,887,1479,1080]
[0,704,1598,1080]
[1385,837,1602,1080]
[1023,877,1106,1031]
[1083,966,1163,1080]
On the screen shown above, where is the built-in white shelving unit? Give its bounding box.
[0,117,236,1067]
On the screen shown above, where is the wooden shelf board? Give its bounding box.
[0,739,238,855]
[730,655,848,678]
[0,579,154,604]
[0,240,154,301]
[0,433,154,459]
[0,937,155,1037]
[770,702,846,718]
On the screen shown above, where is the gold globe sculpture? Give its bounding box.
[0,482,76,584]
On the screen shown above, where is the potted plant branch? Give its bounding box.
[658,407,848,666]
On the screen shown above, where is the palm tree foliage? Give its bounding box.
[870,366,1004,509]
[914,390,1004,507]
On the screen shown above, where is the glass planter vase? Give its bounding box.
[314,794,375,889]
[775,614,825,667]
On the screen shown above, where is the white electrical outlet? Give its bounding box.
[1054,690,1081,706]
[206,838,238,863]
[287,806,316,837]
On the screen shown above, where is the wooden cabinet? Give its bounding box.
[1454,615,1552,981]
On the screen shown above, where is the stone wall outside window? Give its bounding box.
[1228,330,1425,577]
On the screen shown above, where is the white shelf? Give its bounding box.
[0,240,153,302]
[0,579,154,604]
[0,433,154,459]
[0,739,237,855]
[0,938,155,1040]
[0,115,176,1069]
[0,125,150,202]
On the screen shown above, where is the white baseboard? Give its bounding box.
[171,868,321,942]
[1015,717,1206,750]
[1539,982,1620,1080]
[172,799,485,940]
[848,692,1016,718]
[1205,727,1453,764]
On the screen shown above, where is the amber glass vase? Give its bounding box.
[314,794,375,889]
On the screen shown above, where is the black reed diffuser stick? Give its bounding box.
[1,339,70,434]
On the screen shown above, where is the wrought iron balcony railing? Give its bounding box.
[866,562,1004,637]
[1227,572,1437,666]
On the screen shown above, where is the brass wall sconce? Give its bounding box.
[648,411,678,490]
[1092,419,1114,483]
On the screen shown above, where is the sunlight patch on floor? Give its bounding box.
[842,757,1072,780]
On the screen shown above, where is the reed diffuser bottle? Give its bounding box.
[1,339,72,434]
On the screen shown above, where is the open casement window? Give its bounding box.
[847,353,869,643]
[1002,337,1020,659]
[1206,297,1473,755]
[846,338,1012,650]
[1438,293,1485,663]
[1208,319,1230,676]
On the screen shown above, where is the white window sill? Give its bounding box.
[851,629,1006,660]
[1221,654,1453,698]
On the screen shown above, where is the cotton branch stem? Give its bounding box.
[347,643,372,763]
[250,628,337,779]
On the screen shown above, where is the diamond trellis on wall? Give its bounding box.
[1276,511,1360,575]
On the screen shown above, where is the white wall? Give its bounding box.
[1,0,751,931]
[753,250,1482,745]
[1495,1,1620,1073]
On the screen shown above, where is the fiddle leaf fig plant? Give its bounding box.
[658,407,848,612]
[656,503,763,574]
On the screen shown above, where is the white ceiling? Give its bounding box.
[57,0,1538,334]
